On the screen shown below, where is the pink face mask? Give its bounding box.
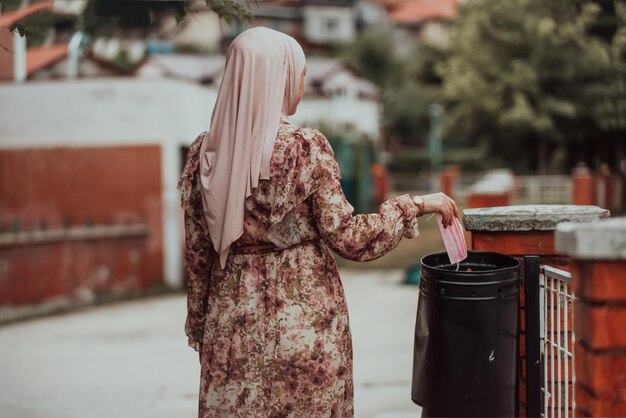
[436,214,468,265]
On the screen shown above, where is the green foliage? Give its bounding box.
[407,41,448,87]
[206,0,254,25]
[12,10,74,42]
[81,1,185,35]
[339,0,625,173]
[79,0,253,37]
[303,120,377,213]
[0,0,21,13]
[339,26,402,88]
[439,0,626,172]
[304,119,377,150]
[382,82,431,146]
[339,27,434,148]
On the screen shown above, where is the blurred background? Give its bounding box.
[0,1,625,417]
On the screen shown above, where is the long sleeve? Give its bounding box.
[183,210,216,352]
[309,172,420,262]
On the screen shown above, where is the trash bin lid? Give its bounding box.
[421,250,519,284]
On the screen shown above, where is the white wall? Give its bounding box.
[293,97,381,138]
[0,78,216,147]
[303,6,355,44]
[323,70,360,100]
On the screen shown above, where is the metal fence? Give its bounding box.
[540,265,576,418]
[526,257,576,418]
[388,173,572,205]
[515,175,573,205]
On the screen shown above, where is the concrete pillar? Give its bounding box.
[371,162,388,206]
[463,205,609,261]
[556,218,626,417]
[440,165,459,200]
[162,141,182,288]
[463,205,610,417]
[622,168,626,215]
[610,174,623,214]
[466,169,515,209]
[595,173,608,210]
[13,28,26,83]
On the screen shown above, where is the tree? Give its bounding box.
[339,26,433,149]
[339,26,403,88]
[1,0,253,38]
[439,0,626,173]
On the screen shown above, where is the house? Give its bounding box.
[0,1,56,82]
[222,0,358,50]
[0,0,92,82]
[373,0,461,54]
[135,53,225,86]
[135,53,381,136]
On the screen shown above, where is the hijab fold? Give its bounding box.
[198,27,306,268]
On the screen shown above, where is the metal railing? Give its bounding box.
[515,175,573,205]
[525,258,576,418]
[389,172,572,206]
[540,265,576,418]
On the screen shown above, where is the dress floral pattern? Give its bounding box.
[178,117,421,418]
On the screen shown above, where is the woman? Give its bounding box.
[177,26,459,418]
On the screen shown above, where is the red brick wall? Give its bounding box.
[0,145,163,308]
[471,230,571,417]
[571,260,626,417]
[2,233,154,306]
[573,169,625,215]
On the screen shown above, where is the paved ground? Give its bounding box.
[0,269,422,418]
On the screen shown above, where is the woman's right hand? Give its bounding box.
[420,192,460,228]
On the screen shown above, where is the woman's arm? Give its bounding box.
[302,126,458,262]
[182,211,215,352]
[308,176,420,262]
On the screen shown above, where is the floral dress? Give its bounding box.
[177,117,421,418]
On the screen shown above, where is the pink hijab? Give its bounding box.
[198,27,306,268]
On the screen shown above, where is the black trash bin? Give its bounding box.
[411,250,520,417]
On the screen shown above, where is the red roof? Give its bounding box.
[26,43,68,75]
[0,1,54,28]
[383,0,458,24]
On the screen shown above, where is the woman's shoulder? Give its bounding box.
[189,131,208,156]
[277,119,335,158]
[184,131,207,169]
[272,120,341,183]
